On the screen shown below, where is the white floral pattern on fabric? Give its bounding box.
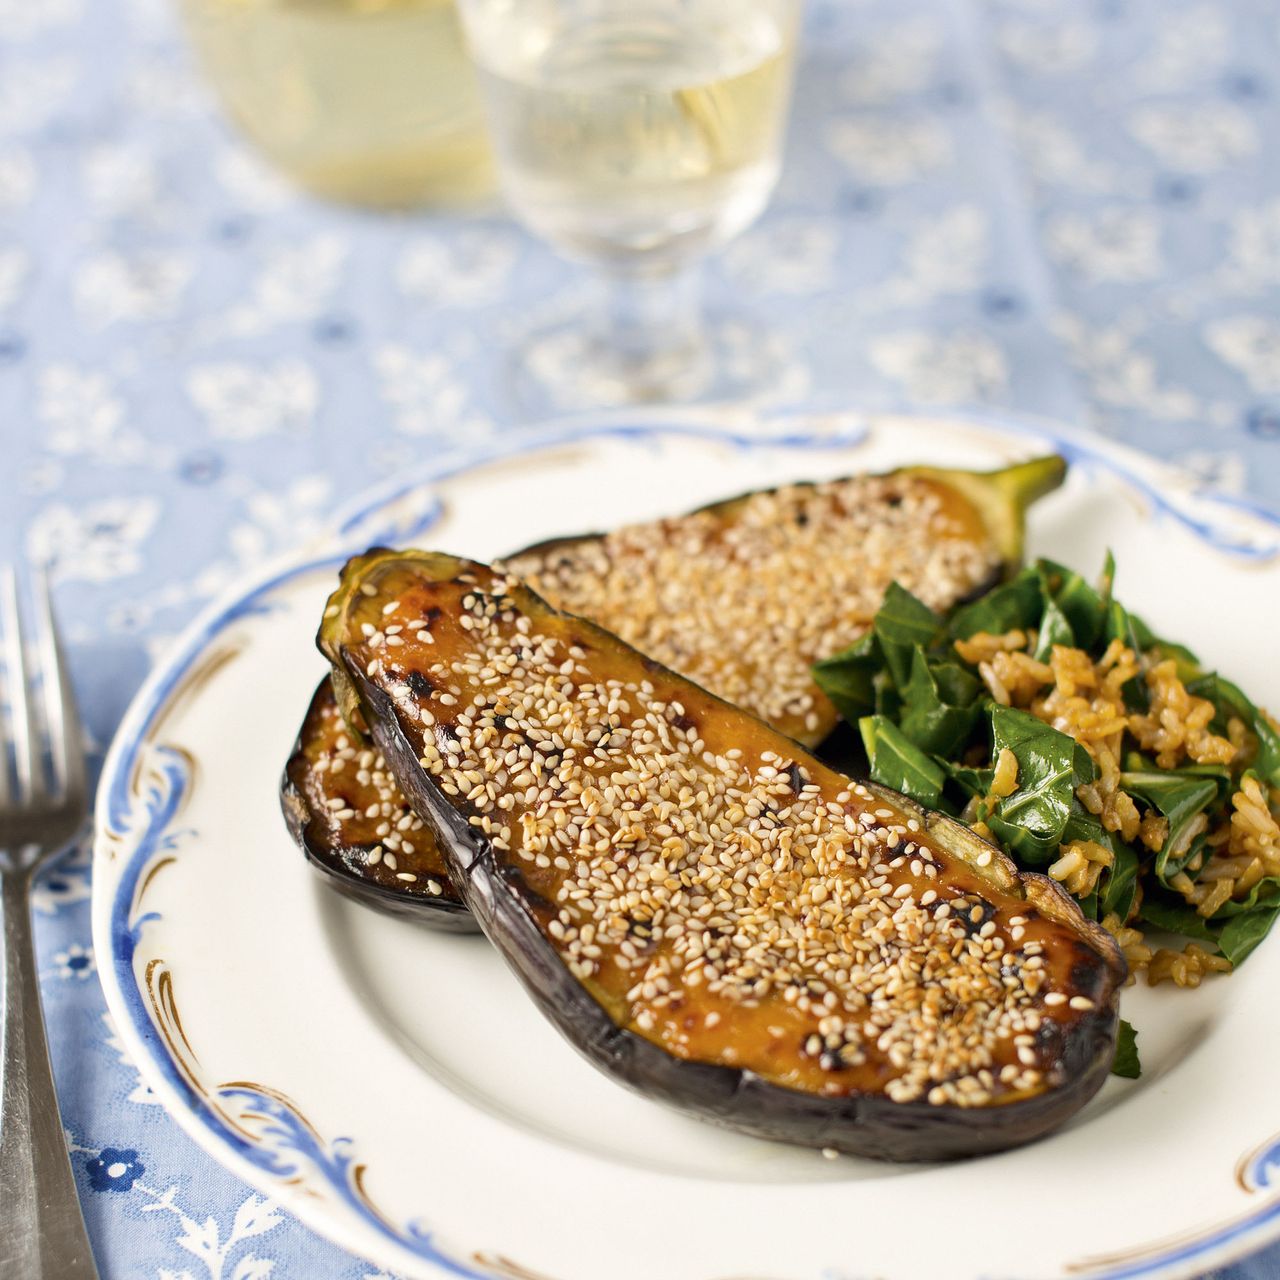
[82,143,162,217]
[397,229,520,308]
[1134,4,1229,92]
[836,17,941,105]
[51,943,97,981]
[102,1013,159,1105]
[1128,103,1259,173]
[31,845,93,917]
[214,149,295,211]
[374,344,493,439]
[1225,200,1280,288]
[186,362,318,440]
[870,206,989,306]
[26,497,162,583]
[1053,315,1202,422]
[1012,114,1122,194]
[38,365,149,462]
[0,0,83,39]
[720,219,840,295]
[869,330,1008,403]
[824,117,952,186]
[0,245,26,310]
[997,19,1098,75]
[0,145,35,207]
[0,58,77,133]
[1046,209,1163,284]
[223,235,349,337]
[1204,315,1280,395]
[73,251,192,327]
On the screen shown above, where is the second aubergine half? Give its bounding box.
[281,458,1067,927]
[314,546,1124,1162]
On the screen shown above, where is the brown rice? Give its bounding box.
[956,627,1280,987]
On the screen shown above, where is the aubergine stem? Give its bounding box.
[902,456,1067,571]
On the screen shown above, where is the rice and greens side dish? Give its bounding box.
[813,555,1280,1015]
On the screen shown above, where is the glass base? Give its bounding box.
[507,310,790,415]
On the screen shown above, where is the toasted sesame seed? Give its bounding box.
[491,474,1000,745]
[330,557,1107,1111]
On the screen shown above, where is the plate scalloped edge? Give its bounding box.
[93,407,1280,1280]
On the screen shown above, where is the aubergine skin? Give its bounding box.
[290,457,1066,924]
[322,551,1126,1162]
[280,678,475,930]
[367,678,1119,1159]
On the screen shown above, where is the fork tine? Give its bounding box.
[1,566,39,802]
[32,564,83,801]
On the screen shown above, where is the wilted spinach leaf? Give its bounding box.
[1135,895,1220,945]
[1060,808,1139,922]
[1101,842,1140,922]
[984,706,1084,864]
[947,566,1043,641]
[945,761,994,799]
[1106,598,1158,653]
[858,715,945,809]
[1032,593,1075,663]
[873,583,942,690]
[1219,907,1280,966]
[1121,769,1223,883]
[812,631,880,724]
[1112,1019,1141,1079]
[1188,673,1280,789]
[899,649,982,756]
[1043,557,1106,653]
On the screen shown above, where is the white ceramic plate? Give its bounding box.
[94,410,1280,1280]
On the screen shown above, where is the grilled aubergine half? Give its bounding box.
[316,549,1124,1161]
[282,458,1067,925]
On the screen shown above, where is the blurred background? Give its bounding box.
[2,3,1278,714]
[1,2,1279,1270]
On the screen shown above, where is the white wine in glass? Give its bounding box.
[179,0,494,209]
[457,0,800,409]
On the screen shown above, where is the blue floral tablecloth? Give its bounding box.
[2,0,1279,1276]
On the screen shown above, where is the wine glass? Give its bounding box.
[455,0,801,411]
[177,0,494,209]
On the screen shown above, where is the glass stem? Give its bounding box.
[591,263,707,398]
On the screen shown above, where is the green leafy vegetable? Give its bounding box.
[873,583,942,691]
[812,631,879,724]
[899,650,982,756]
[1111,1020,1141,1079]
[1188,673,1280,790]
[858,715,945,809]
[984,707,1088,865]
[945,761,994,799]
[1032,593,1075,663]
[1219,908,1280,967]
[1120,769,1222,883]
[1136,896,1221,946]
[810,554,1280,976]
[1100,843,1140,923]
[1044,557,1106,653]
[947,567,1042,641]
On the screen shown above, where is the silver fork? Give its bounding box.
[0,566,98,1279]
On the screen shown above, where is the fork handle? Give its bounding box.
[1,872,100,1278]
